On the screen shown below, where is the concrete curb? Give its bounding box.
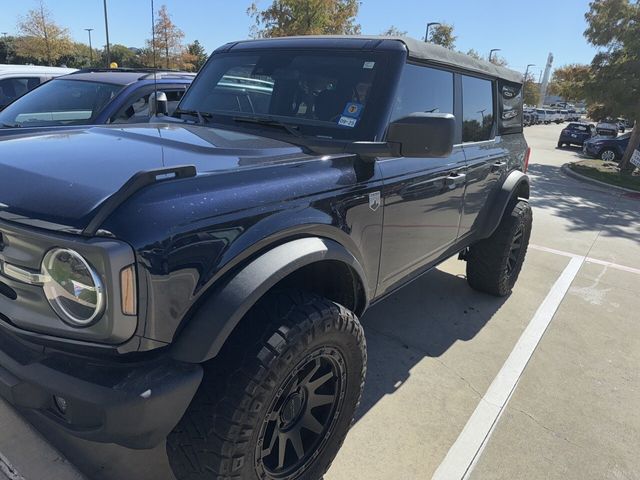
[0,398,86,480]
[561,163,640,194]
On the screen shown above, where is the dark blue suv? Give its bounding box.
[583,131,631,161]
[0,69,194,134]
[557,122,595,148]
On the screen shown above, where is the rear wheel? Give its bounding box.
[466,200,532,296]
[600,149,617,162]
[166,290,366,480]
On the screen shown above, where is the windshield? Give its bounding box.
[177,51,387,140]
[0,79,123,127]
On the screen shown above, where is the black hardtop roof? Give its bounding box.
[218,35,523,84]
[65,68,196,85]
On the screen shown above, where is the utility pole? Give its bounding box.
[85,28,94,65]
[103,0,111,66]
[424,22,441,42]
[538,52,554,107]
[489,48,501,62]
[523,63,535,104]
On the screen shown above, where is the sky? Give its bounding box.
[0,0,600,76]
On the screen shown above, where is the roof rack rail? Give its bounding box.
[83,165,197,237]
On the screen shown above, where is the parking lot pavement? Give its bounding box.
[2,122,639,480]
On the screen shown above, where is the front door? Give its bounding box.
[376,63,465,296]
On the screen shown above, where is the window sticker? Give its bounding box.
[363,61,375,69]
[338,116,357,128]
[342,102,364,118]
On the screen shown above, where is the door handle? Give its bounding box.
[491,161,507,172]
[445,172,466,188]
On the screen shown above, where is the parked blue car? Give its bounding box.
[0,69,195,135]
[582,131,631,161]
[558,122,596,148]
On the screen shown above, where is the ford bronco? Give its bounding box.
[0,36,531,480]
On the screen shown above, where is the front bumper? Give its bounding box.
[0,328,202,449]
[582,143,600,158]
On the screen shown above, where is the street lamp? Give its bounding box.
[103,0,111,67]
[84,28,94,65]
[425,22,441,42]
[524,63,535,82]
[489,48,501,62]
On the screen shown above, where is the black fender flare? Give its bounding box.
[171,237,368,363]
[477,170,530,240]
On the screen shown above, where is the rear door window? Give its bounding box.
[389,64,454,122]
[111,87,187,124]
[462,75,495,142]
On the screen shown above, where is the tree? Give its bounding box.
[186,40,208,71]
[247,0,361,38]
[102,44,142,68]
[583,0,640,172]
[465,48,482,60]
[428,23,456,49]
[489,54,508,67]
[523,73,540,106]
[380,25,407,36]
[548,64,589,103]
[147,4,185,69]
[14,0,71,65]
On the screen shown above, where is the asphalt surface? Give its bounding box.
[1,122,639,480]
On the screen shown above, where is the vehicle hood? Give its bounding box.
[0,123,307,232]
[585,135,617,144]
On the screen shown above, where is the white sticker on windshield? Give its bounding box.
[363,61,375,69]
[338,116,357,128]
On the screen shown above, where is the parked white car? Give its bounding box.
[536,108,551,124]
[0,65,76,110]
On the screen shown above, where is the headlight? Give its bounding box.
[42,248,105,326]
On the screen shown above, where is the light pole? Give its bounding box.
[523,64,535,106]
[103,0,111,67]
[425,22,441,42]
[84,28,94,65]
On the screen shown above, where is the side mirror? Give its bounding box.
[387,112,455,158]
[149,91,168,116]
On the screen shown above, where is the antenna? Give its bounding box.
[151,0,159,116]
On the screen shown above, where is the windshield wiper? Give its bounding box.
[232,115,302,137]
[1,122,21,128]
[173,108,212,125]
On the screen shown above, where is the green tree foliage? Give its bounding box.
[428,23,456,49]
[247,0,361,38]
[548,64,589,102]
[583,0,640,171]
[186,40,208,71]
[102,44,143,68]
[14,0,71,66]
[523,73,540,106]
[380,25,407,36]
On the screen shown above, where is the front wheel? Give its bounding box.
[466,200,532,296]
[600,149,617,162]
[167,291,366,480]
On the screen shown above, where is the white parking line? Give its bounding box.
[432,255,585,480]
[530,244,640,276]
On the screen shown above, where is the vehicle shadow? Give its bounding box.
[23,265,506,480]
[353,266,506,423]
[527,161,640,244]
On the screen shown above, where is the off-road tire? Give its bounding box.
[166,290,367,480]
[466,200,532,296]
